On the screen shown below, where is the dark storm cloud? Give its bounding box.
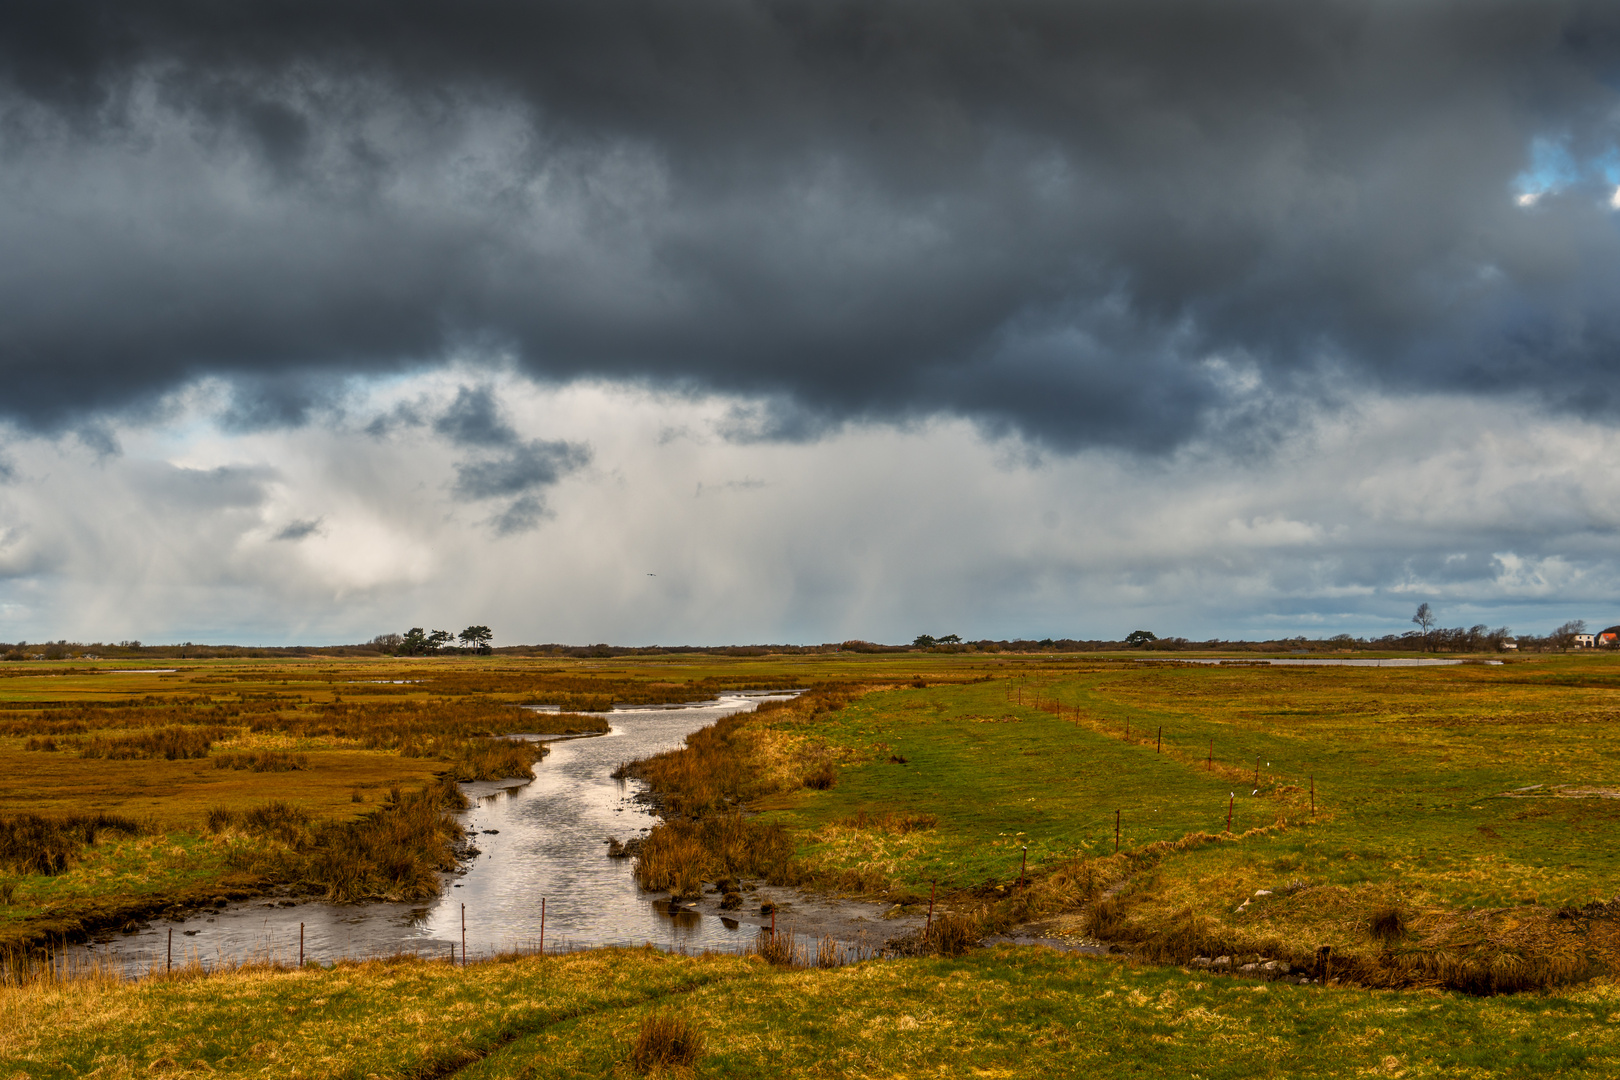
[272,517,323,541]
[451,440,591,500]
[432,384,586,529]
[434,386,518,448]
[448,436,591,533]
[3,0,1620,448]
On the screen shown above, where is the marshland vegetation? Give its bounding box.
[8,647,1620,1075]
[0,655,814,950]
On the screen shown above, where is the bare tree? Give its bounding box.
[1412,603,1436,651]
[1551,620,1587,651]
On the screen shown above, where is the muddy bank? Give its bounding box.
[644,881,925,955]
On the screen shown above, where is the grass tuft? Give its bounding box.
[801,763,836,790]
[629,1011,704,1074]
[1370,905,1408,943]
[0,813,145,875]
[633,813,796,896]
[213,750,309,772]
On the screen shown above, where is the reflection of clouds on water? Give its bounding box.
[71,694,797,973]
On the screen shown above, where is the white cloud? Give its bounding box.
[1,374,1619,645]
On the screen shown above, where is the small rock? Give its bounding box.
[1190,956,1212,967]
[1210,956,1232,969]
[1253,889,1273,898]
[1262,960,1290,975]
[1239,962,1260,973]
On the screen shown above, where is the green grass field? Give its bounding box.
[6,947,1619,1079]
[662,657,1620,990]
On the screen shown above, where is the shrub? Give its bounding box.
[206,801,312,846]
[0,813,144,875]
[213,751,308,772]
[802,763,837,790]
[80,725,234,760]
[839,810,937,834]
[749,928,796,967]
[629,1012,704,1074]
[923,910,982,957]
[218,780,468,902]
[633,813,796,894]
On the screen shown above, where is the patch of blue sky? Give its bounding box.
[1513,136,1580,198]
[1513,135,1620,204]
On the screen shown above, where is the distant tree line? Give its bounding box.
[0,640,374,660]
[4,617,1615,660]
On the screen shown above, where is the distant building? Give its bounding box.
[1575,633,1596,648]
[1501,640,1518,651]
[1600,626,1620,646]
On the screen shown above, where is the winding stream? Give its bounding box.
[74,691,810,971]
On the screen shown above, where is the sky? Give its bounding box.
[3,0,1620,646]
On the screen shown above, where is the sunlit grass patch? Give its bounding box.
[0,948,760,1078]
[458,948,1620,1080]
[621,656,1620,990]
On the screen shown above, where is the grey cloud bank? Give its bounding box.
[2,1,1619,450]
[4,3,1620,644]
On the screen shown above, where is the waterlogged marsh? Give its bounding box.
[0,656,834,950]
[11,650,1620,994]
[64,694,800,969]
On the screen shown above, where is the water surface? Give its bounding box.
[77,692,798,970]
